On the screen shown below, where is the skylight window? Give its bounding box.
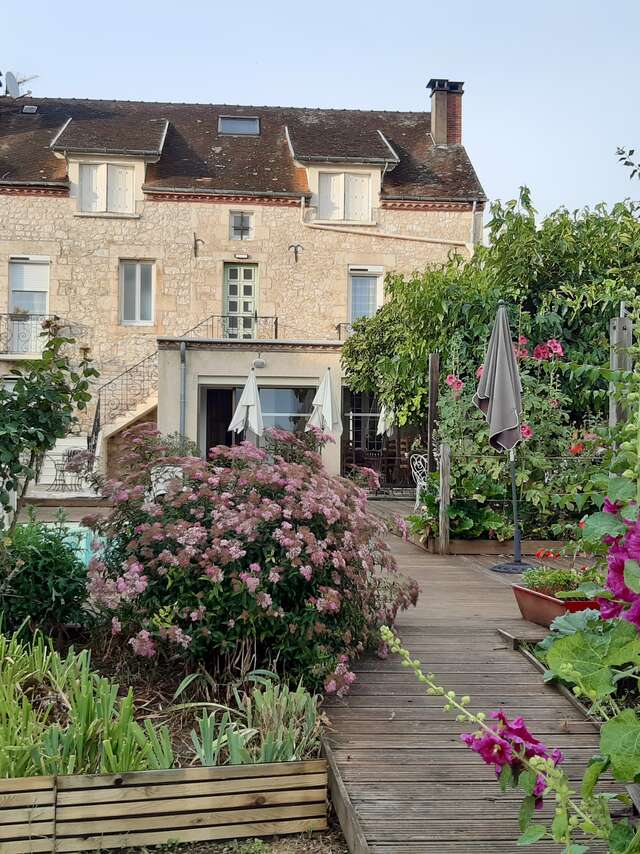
[218,116,260,136]
[22,105,38,114]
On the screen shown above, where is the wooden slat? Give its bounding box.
[0,806,53,824]
[56,786,326,820]
[56,771,327,806]
[55,817,328,853]
[0,839,53,854]
[55,759,325,790]
[57,802,326,837]
[0,794,54,809]
[0,821,54,841]
[0,780,54,795]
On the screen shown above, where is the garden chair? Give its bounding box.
[409,453,430,509]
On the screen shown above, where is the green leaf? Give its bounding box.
[607,477,636,503]
[518,769,538,795]
[625,560,640,594]
[562,845,588,854]
[499,762,514,792]
[600,709,640,782]
[518,795,536,832]
[546,620,640,699]
[581,756,609,798]
[551,810,568,841]
[582,511,626,543]
[517,824,546,845]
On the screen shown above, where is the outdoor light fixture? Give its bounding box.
[234,252,250,260]
[252,357,266,369]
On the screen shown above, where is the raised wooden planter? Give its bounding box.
[424,537,566,556]
[512,584,598,628]
[0,760,328,853]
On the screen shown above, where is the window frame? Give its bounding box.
[8,256,50,316]
[348,266,383,323]
[229,211,254,241]
[119,260,155,326]
[78,162,135,215]
[218,116,260,136]
[317,170,372,223]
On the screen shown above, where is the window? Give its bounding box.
[224,264,257,338]
[218,116,260,135]
[120,261,154,324]
[9,257,49,316]
[256,387,316,434]
[78,163,134,214]
[7,257,50,353]
[318,172,371,222]
[349,268,382,322]
[229,212,253,241]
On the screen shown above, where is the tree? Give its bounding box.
[341,188,640,425]
[0,320,98,530]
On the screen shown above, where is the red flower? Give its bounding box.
[569,442,585,456]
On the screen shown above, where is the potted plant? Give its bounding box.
[512,558,600,628]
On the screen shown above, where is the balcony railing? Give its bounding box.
[182,314,278,340]
[88,313,279,454]
[0,313,59,355]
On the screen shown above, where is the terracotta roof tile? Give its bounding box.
[0,97,485,201]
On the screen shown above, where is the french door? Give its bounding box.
[224,264,257,339]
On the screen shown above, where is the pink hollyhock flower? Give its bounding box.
[603,497,623,515]
[445,374,457,387]
[547,339,564,357]
[518,335,529,345]
[532,343,551,361]
[521,424,533,439]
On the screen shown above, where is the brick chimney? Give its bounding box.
[427,79,464,145]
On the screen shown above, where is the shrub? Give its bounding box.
[520,565,601,598]
[0,516,87,633]
[84,425,418,694]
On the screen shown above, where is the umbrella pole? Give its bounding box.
[510,447,521,564]
[490,445,532,574]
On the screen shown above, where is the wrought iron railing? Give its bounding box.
[88,313,279,454]
[336,323,354,340]
[0,313,59,355]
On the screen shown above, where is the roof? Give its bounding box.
[0,97,485,201]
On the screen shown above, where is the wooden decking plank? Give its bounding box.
[325,530,607,853]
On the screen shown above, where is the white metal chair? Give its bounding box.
[410,453,430,510]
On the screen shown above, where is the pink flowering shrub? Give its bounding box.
[84,425,418,693]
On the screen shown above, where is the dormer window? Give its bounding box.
[318,172,371,222]
[78,163,134,214]
[218,116,260,136]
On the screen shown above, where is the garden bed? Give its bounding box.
[0,761,328,854]
[425,537,566,556]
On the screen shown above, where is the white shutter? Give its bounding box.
[345,174,370,222]
[79,164,101,211]
[107,165,133,213]
[9,260,49,315]
[318,172,344,220]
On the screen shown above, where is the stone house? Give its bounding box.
[0,78,485,482]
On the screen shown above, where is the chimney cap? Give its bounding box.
[427,79,464,94]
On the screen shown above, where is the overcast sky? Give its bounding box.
[4,0,639,216]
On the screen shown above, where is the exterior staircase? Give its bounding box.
[87,313,279,472]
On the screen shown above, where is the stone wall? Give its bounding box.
[0,191,479,390]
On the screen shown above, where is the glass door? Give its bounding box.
[224,264,258,339]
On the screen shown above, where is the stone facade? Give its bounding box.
[0,190,479,389]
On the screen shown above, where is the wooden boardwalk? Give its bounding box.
[324,535,609,854]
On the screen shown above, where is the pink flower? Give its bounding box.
[518,335,528,345]
[547,339,564,357]
[129,630,156,658]
[256,591,272,609]
[445,374,457,387]
[111,617,122,636]
[521,423,533,440]
[549,398,560,408]
[476,364,484,379]
[532,343,551,361]
[299,566,313,582]
[205,565,224,583]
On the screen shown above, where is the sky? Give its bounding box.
[3,0,640,216]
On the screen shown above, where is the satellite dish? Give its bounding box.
[5,72,20,98]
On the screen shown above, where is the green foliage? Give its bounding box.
[342,189,640,425]
[536,609,602,653]
[0,515,87,632]
[0,322,98,528]
[600,709,640,782]
[521,567,601,599]
[545,619,640,701]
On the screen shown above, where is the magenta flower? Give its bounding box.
[547,338,564,357]
[532,343,551,361]
[521,424,534,440]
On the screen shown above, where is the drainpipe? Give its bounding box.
[469,200,478,251]
[179,341,187,436]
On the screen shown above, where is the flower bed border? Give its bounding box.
[423,536,566,556]
[0,759,328,854]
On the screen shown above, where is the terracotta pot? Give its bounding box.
[512,584,599,628]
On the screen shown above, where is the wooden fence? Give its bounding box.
[0,760,328,853]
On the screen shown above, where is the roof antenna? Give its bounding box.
[2,71,38,98]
